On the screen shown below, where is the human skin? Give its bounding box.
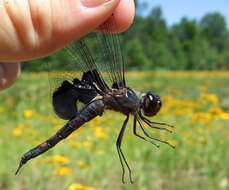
[0,0,135,90]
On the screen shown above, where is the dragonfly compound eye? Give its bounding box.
[141,92,162,117]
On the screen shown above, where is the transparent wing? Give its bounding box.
[48,14,126,95]
[96,15,126,88]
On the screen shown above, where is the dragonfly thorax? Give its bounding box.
[104,88,140,115]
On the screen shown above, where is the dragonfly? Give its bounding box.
[15,15,174,183]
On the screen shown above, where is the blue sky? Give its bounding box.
[139,0,229,27]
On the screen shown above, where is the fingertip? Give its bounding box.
[98,0,135,33]
[0,62,20,91]
[113,0,135,32]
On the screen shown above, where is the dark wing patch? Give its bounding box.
[82,70,108,94]
[53,81,78,120]
[53,80,98,120]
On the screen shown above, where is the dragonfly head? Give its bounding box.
[140,92,162,117]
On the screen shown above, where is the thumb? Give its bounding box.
[0,0,121,62]
[0,62,20,91]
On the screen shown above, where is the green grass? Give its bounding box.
[0,71,229,190]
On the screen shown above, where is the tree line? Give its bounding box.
[23,5,229,71]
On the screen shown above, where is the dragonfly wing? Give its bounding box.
[96,15,126,89]
[48,14,126,119]
[65,14,126,90]
[53,80,98,120]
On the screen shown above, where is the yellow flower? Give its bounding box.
[77,161,90,169]
[12,128,22,136]
[23,109,33,118]
[192,112,212,123]
[0,106,3,112]
[209,106,222,116]
[168,140,177,147]
[96,150,105,155]
[198,85,207,92]
[32,140,42,146]
[93,127,107,139]
[54,125,62,130]
[202,93,219,105]
[175,108,193,116]
[68,183,95,190]
[47,155,70,165]
[53,166,72,176]
[199,136,207,144]
[186,139,196,146]
[90,117,101,126]
[83,141,94,150]
[182,132,191,138]
[70,141,81,148]
[220,112,229,120]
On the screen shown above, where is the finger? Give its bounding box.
[0,62,20,91]
[105,0,135,33]
[0,0,122,62]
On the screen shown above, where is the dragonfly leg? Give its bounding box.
[116,115,133,184]
[133,116,160,148]
[139,112,174,128]
[139,114,173,133]
[136,117,175,149]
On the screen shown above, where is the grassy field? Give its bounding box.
[0,71,229,190]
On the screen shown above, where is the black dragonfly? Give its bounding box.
[15,15,174,183]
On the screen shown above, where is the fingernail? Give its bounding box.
[0,64,6,86]
[81,0,113,8]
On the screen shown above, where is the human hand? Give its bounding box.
[0,0,135,90]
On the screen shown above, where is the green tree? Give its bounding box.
[124,38,149,69]
[171,18,201,69]
[168,32,188,69]
[200,12,228,52]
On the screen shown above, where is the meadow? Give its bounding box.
[0,71,229,190]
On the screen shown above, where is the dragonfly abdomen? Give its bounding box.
[15,99,105,175]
